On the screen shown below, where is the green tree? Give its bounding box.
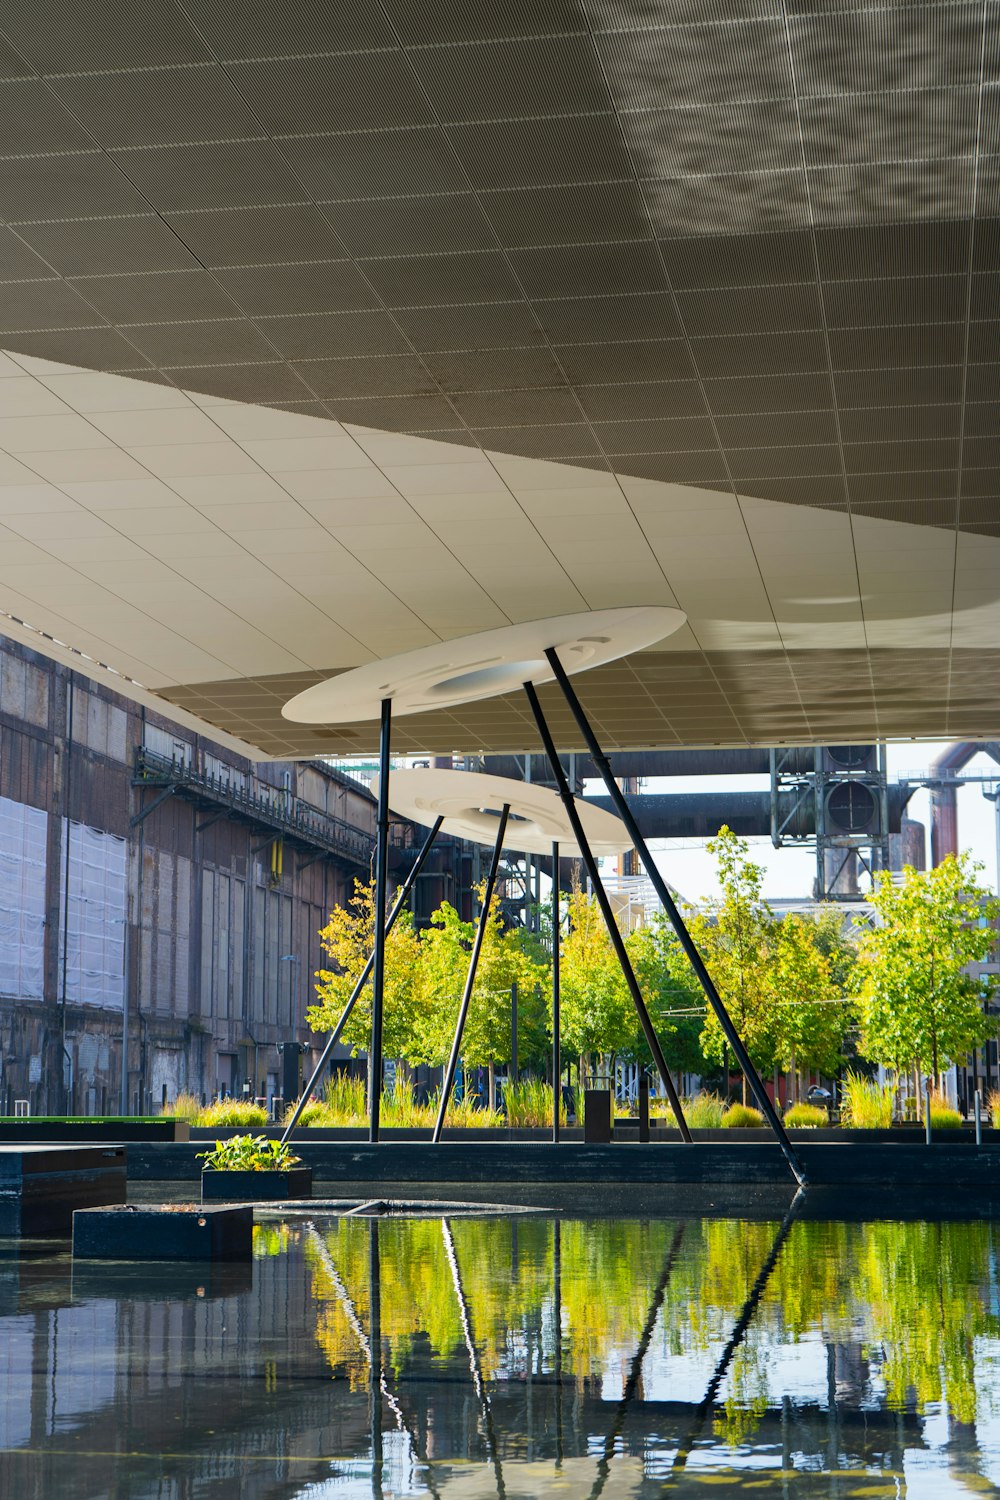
[417,894,546,1107]
[688,827,778,1102]
[308,877,426,1067]
[558,888,636,1086]
[856,853,1000,1087]
[627,911,707,1075]
[770,913,850,1097]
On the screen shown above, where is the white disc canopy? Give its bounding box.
[374,768,632,857]
[282,605,685,723]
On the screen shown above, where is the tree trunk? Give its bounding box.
[488,1059,495,1112]
[913,1062,922,1122]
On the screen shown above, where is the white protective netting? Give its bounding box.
[0,795,46,1000]
[61,819,127,1010]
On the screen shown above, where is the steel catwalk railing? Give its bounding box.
[432,804,511,1143]
[543,645,807,1189]
[522,680,692,1143]
[279,814,443,1147]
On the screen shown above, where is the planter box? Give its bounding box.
[201,1167,312,1202]
[73,1203,252,1261]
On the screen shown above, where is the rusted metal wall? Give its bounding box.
[0,635,378,1116]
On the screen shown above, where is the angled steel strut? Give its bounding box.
[523,680,692,1143]
[433,803,511,1143]
[544,645,807,1189]
[280,814,444,1148]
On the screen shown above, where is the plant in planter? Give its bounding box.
[199,1135,312,1201]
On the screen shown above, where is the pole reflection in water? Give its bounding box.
[442,1216,507,1499]
[4,1212,1000,1497]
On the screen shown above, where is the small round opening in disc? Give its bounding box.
[428,659,548,701]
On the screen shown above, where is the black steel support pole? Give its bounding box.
[522,682,692,1144]
[552,839,560,1144]
[281,816,443,1147]
[369,697,392,1144]
[432,805,511,1143]
[544,647,807,1189]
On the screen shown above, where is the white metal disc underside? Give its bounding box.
[281,606,686,724]
[374,768,632,857]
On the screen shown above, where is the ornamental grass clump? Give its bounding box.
[323,1073,367,1126]
[197,1098,268,1128]
[722,1103,765,1128]
[380,1085,435,1129]
[989,1089,1000,1129]
[162,1091,201,1122]
[928,1092,963,1129]
[840,1071,894,1129]
[283,1098,329,1128]
[783,1101,828,1129]
[198,1135,301,1172]
[504,1078,565,1128]
[682,1091,726,1129]
[442,1092,503,1129]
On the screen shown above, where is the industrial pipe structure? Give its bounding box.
[484,749,818,782]
[585,788,911,841]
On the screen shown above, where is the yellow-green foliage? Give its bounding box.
[442,1092,503,1129]
[197,1098,268,1128]
[722,1103,765,1128]
[989,1089,1000,1128]
[783,1101,827,1128]
[503,1078,564,1128]
[162,1091,201,1122]
[840,1070,894,1128]
[928,1092,963,1129]
[198,1134,300,1170]
[300,1211,1000,1432]
[683,1091,726,1128]
[323,1073,367,1126]
[380,1086,434,1129]
[283,1098,329,1128]
[648,1092,725,1128]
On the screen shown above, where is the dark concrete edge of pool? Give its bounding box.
[124,1138,1000,1189]
[128,1178,1000,1223]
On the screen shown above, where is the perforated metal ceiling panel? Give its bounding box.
[0,0,997,754]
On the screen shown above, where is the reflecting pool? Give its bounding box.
[2,1212,1000,1497]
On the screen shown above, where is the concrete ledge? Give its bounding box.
[0,1145,127,1236]
[126,1139,1000,1192]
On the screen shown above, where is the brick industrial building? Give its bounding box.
[0,632,394,1116]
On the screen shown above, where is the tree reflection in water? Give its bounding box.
[3,1212,1000,1498]
[305,1212,1000,1493]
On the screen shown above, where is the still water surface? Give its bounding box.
[2,1212,999,1498]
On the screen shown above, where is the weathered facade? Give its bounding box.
[0,633,390,1116]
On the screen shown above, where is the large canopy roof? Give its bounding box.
[0,0,997,756]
